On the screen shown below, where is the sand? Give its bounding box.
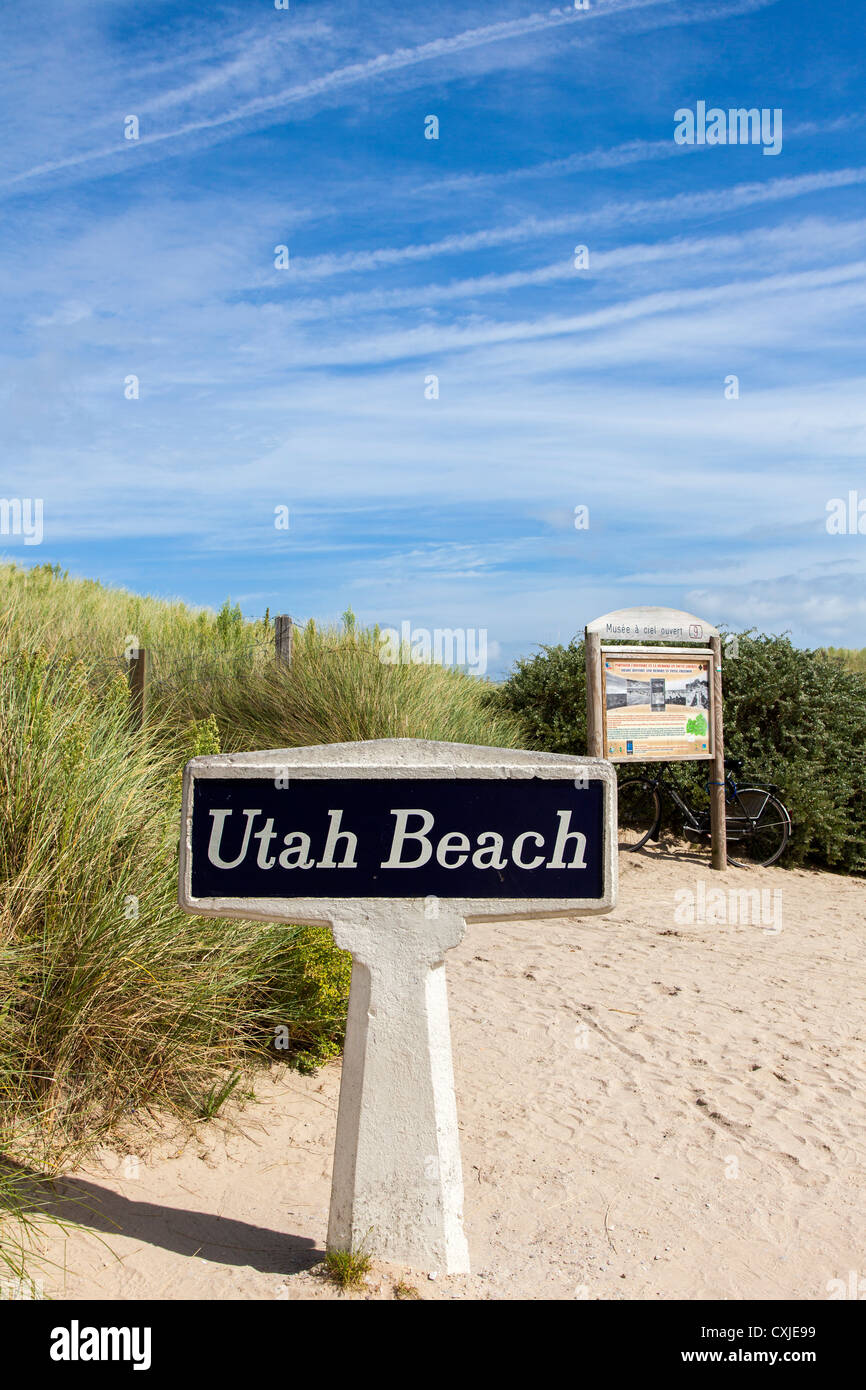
[31,847,866,1301]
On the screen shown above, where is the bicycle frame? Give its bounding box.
[665,781,705,832]
[635,771,778,841]
[619,766,791,867]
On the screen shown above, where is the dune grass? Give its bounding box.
[820,645,866,677]
[0,633,352,1170]
[322,1245,372,1292]
[0,562,521,753]
[0,559,523,1278]
[156,618,521,753]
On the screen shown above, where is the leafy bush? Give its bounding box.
[493,636,590,754]
[497,631,866,873]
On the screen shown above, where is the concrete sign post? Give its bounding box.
[179,738,617,1273]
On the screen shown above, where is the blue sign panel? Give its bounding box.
[190,776,606,900]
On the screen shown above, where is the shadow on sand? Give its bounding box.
[1,1157,322,1276]
[618,837,713,865]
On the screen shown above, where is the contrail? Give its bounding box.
[1,0,776,189]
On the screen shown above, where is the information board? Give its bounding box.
[602,649,713,762]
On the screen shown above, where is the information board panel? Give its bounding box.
[602,648,713,762]
[189,774,607,902]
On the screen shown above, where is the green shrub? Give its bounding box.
[495,637,589,754]
[718,634,866,871]
[258,925,352,1074]
[497,631,866,873]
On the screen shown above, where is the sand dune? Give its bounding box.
[34,847,866,1300]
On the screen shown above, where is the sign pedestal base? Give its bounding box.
[179,740,617,1275]
[327,905,470,1274]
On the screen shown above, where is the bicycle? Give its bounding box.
[617,757,792,867]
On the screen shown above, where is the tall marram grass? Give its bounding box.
[155,619,521,752]
[0,642,351,1169]
[0,561,523,1271]
[0,562,522,753]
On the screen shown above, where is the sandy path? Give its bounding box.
[32,850,866,1300]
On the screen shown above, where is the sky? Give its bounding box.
[1,0,864,676]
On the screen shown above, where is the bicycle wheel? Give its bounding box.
[725,789,791,867]
[617,778,660,851]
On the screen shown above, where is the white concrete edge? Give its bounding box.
[183,756,615,778]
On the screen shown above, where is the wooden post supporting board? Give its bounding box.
[585,629,604,759]
[584,606,725,870]
[709,634,727,871]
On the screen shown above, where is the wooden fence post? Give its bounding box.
[585,629,604,758]
[709,634,727,870]
[275,614,293,666]
[128,648,149,730]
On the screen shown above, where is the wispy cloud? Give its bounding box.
[1,0,863,663]
[287,167,866,281]
[1,0,780,192]
[411,114,866,197]
[263,217,866,321]
[272,260,866,368]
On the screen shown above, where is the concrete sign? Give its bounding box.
[179,739,617,1274]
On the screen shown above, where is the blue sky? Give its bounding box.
[1,0,864,675]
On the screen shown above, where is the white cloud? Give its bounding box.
[0,0,781,191]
